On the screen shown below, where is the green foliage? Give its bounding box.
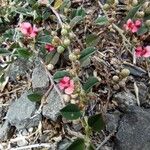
[88,114,105,132]
[137,25,148,35]
[95,16,109,26]
[16,48,33,59]
[79,47,96,63]
[27,92,43,102]
[66,138,85,150]
[125,3,143,21]
[83,77,99,92]
[53,70,69,82]
[60,104,81,120]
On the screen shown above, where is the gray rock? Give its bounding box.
[115,106,150,150]
[138,82,148,105]
[8,58,32,81]
[57,138,70,150]
[42,88,63,121]
[0,121,10,141]
[32,63,49,93]
[113,90,136,109]
[123,63,147,77]
[6,91,40,130]
[105,111,121,132]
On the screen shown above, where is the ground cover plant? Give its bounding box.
[0,0,150,149]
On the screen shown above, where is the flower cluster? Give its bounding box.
[58,76,75,95]
[124,19,141,33]
[135,46,150,58]
[124,19,150,58]
[19,22,38,38]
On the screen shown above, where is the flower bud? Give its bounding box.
[69,32,76,39]
[61,29,68,36]
[71,94,78,99]
[51,31,57,36]
[69,53,77,61]
[53,36,60,43]
[103,4,110,10]
[136,11,144,18]
[143,2,149,9]
[70,99,76,104]
[119,80,126,88]
[57,46,65,53]
[74,48,80,55]
[63,94,70,103]
[120,68,130,78]
[113,84,120,90]
[145,6,150,14]
[132,0,138,6]
[145,20,150,27]
[112,75,119,82]
[47,64,54,70]
[63,38,71,46]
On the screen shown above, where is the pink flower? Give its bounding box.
[124,19,141,33]
[58,76,75,95]
[19,22,38,38]
[135,46,150,57]
[45,44,55,52]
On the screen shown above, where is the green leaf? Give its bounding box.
[88,114,105,132]
[76,7,86,17]
[60,104,81,120]
[3,29,15,40]
[27,92,43,102]
[88,144,95,150]
[49,52,60,65]
[0,74,5,83]
[37,35,52,44]
[86,34,99,47]
[66,138,85,150]
[0,48,10,55]
[125,3,143,21]
[48,0,54,4]
[15,7,32,16]
[16,48,33,59]
[53,70,69,82]
[95,16,108,26]
[83,77,99,92]
[80,47,96,63]
[70,16,83,28]
[137,25,148,35]
[54,0,63,9]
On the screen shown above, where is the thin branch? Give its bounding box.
[10,143,52,150]
[96,132,115,150]
[49,5,63,27]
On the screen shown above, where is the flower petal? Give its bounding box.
[65,87,74,95]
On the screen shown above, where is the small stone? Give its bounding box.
[17,138,28,146]
[0,121,10,141]
[105,111,121,132]
[115,106,150,150]
[42,88,63,121]
[113,90,136,110]
[32,62,49,93]
[6,91,40,130]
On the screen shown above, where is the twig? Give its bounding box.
[10,143,52,150]
[134,82,140,106]
[96,132,114,150]
[49,5,63,27]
